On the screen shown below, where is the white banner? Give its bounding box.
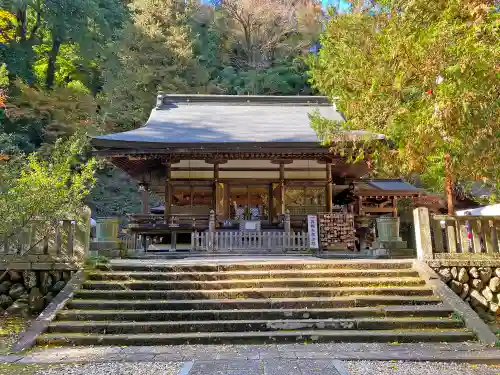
[307,215,319,249]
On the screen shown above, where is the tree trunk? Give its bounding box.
[444,153,454,215]
[46,36,62,90]
[16,7,27,41]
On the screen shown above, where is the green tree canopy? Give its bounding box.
[0,134,96,240]
[101,0,199,130]
[309,0,500,211]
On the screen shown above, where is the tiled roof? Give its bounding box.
[368,180,421,192]
[91,94,382,148]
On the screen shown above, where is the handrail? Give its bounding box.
[127,213,210,219]
[1,207,91,262]
[433,215,500,221]
[414,207,500,259]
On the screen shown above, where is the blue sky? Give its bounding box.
[322,0,350,10]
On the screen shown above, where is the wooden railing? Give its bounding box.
[287,206,326,215]
[119,234,151,251]
[127,213,210,231]
[414,207,500,259]
[0,207,91,261]
[191,231,309,252]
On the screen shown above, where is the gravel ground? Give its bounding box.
[30,362,184,375]
[0,317,31,355]
[344,361,500,375]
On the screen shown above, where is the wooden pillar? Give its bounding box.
[268,184,273,224]
[140,183,149,214]
[393,197,398,217]
[206,159,226,220]
[325,162,333,213]
[164,164,171,219]
[279,162,286,215]
[358,196,364,216]
[213,162,220,216]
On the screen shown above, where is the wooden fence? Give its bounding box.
[119,234,151,251]
[0,207,91,261]
[414,207,500,259]
[191,231,309,252]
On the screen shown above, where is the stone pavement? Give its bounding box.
[2,343,500,374]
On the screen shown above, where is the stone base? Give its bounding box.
[90,241,121,251]
[362,248,416,259]
[89,248,140,259]
[373,240,407,249]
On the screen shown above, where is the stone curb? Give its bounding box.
[331,360,350,375]
[11,269,86,353]
[4,349,500,365]
[178,361,194,375]
[412,260,497,346]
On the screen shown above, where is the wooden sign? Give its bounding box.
[307,215,319,249]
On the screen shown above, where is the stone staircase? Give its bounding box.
[37,259,475,346]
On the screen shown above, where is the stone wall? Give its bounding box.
[0,270,73,317]
[433,265,500,322]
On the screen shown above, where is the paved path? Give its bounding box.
[2,343,500,374]
[2,359,499,375]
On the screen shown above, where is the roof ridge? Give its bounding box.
[156,93,332,109]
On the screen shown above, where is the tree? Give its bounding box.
[0,134,97,241]
[1,80,100,154]
[101,0,199,130]
[42,0,126,89]
[217,0,322,70]
[188,1,319,95]
[0,0,126,89]
[308,0,500,212]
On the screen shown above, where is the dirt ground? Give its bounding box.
[0,316,30,355]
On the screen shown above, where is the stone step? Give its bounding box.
[74,286,434,300]
[57,304,453,322]
[82,277,425,290]
[97,260,414,272]
[37,329,475,346]
[67,295,442,310]
[47,317,463,334]
[86,268,420,281]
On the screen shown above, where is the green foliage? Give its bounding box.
[0,0,326,218]
[85,255,109,269]
[308,0,500,201]
[189,1,319,96]
[87,167,162,217]
[0,63,8,87]
[0,134,97,239]
[101,0,198,129]
[1,80,100,154]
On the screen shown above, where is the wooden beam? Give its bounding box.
[393,197,398,217]
[325,162,333,212]
[363,207,394,213]
[205,158,228,165]
[169,167,328,172]
[270,159,294,165]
